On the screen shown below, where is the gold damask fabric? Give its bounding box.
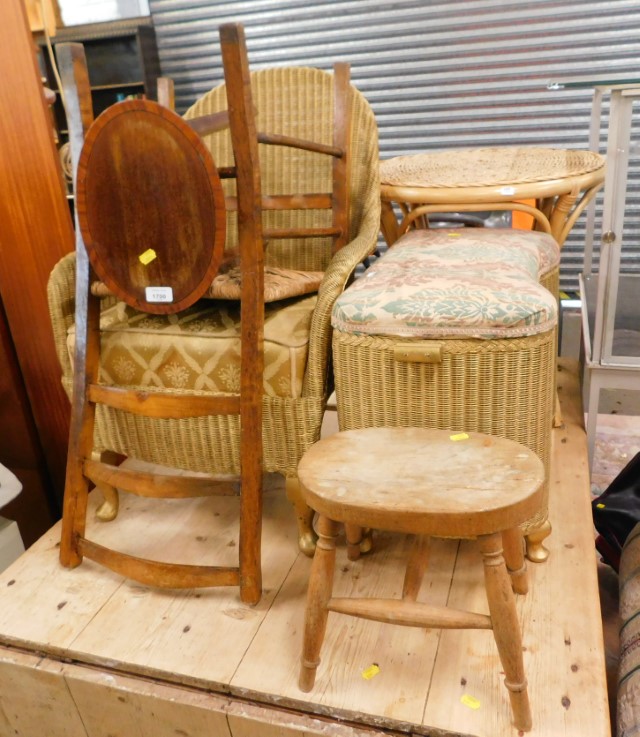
[67,295,316,399]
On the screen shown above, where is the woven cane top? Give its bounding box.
[332,229,558,340]
[380,147,605,188]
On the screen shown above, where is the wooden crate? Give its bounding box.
[0,360,610,737]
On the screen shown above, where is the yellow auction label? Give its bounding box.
[450,432,469,441]
[361,664,380,680]
[139,248,157,265]
[461,694,481,710]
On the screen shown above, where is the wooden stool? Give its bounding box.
[297,427,544,733]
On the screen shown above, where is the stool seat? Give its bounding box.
[298,427,545,732]
[298,427,544,537]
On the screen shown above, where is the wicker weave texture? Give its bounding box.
[185,67,378,274]
[540,265,559,302]
[332,329,556,534]
[88,394,325,476]
[380,148,605,189]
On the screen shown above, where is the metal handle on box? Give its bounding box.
[393,343,443,363]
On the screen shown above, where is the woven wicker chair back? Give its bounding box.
[185,67,378,273]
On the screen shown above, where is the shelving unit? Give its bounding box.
[37,16,160,193]
[551,75,640,467]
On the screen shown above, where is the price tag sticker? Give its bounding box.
[361,664,380,680]
[461,693,481,710]
[139,248,157,265]
[145,286,173,303]
[450,432,469,441]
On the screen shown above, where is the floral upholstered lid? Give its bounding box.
[332,229,558,340]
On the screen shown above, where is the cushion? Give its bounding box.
[91,263,324,304]
[331,228,558,340]
[67,295,316,399]
[203,259,324,301]
[416,227,560,280]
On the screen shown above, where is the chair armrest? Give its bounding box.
[47,251,77,392]
[302,198,381,398]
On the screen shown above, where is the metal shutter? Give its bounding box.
[148,0,640,292]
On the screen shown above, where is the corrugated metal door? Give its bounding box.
[148,0,640,291]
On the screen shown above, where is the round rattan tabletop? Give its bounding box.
[379,146,605,247]
[380,147,604,189]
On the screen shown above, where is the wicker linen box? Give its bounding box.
[332,228,558,559]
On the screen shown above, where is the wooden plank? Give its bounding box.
[0,649,88,737]
[63,662,233,737]
[227,703,404,737]
[0,360,610,737]
[54,478,298,687]
[0,475,297,673]
[0,643,405,737]
[231,532,459,730]
[0,517,123,652]
[422,358,611,736]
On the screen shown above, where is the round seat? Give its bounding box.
[298,427,544,538]
[298,427,545,732]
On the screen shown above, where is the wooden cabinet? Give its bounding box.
[37,17,160,194]
[0,0,75,529]
[0,298,56,548]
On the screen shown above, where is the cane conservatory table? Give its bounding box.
[379,146,605,247]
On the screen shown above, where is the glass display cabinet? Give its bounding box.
[551,75,640,466]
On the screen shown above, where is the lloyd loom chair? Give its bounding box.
[47,26,381,579]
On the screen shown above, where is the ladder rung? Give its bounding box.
[79,538,241,589]
[84,459,240,498]
[88,384,241,418]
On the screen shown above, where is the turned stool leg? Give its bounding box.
[502,528,528,595]
[299,515,339,692]
[479,532,532,733]
[402,535,430,601]
[345,523,363,561]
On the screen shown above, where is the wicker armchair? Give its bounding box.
[47,65,380,556]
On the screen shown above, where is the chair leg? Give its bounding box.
[345,523,363,561]
[402,535,430,601]
[343,524,374,560]
[94,451,121,522]
[502,528,528,595]
[239,453,262,606]
[524,519,552,563]
[60,456,90,569]
[285,475,317,557]
[299,515,339,692]
[479,532,532,732]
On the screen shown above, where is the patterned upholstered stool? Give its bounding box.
[332,229,558,560]
[297,427,544,732]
